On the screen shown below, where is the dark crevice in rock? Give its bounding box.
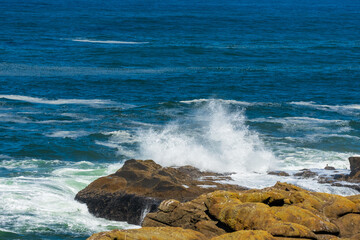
[263,197,285,207]
[204,210,234,233]
[146,217,172,226]
[273,235,316,240]
[313,230,339,236]
[338,211,360,218]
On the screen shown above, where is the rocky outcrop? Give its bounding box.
[75,159,246,225]
[349,156,360,179]
[87,227,207,240]
[349,156,360,176]
[267,171,290,177]
[268,157,360,193]
[141,195,228,238]
[143,182,360,239]
[318,157,360,192]
[210,230,276,240]
[294,169,317,178]
[324,165,336,170]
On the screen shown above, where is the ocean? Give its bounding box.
[1,0,360,239]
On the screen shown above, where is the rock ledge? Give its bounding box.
[75,159,246,225]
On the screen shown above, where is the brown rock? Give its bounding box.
[333,213,360,238]
[210,230,276,240]
[75,159,246,225]
[315,235,341,240]
[294,169,317,178]
[349,233,360,239]
[270,205,339,234]
[346,194,360,205]
[206,194,316,239]
[268,171,290,177]
[349,156,360,177]
[87,227,207,240]
[325,165,336,170]
[143,195,228,238]
[144,182,360,239]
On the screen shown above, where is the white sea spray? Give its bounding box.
[137,100,276,173]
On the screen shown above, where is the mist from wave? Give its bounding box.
[137,100,276,173]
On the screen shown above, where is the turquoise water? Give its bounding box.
[1,0,360,239]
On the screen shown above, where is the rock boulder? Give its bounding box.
[349,156,360,178]
[75,159,246,225]
[143,182,360,239]
[87,227,207,240]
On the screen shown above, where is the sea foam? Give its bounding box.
[290,101,360,115]
[46,131,89,139]
[180,98,253,105]
[137,100,276,173]
[0,159,137,236]
[0,95,116,106]
[71,39,148,44]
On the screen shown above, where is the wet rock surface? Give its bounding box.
[349,156,360,177]
[316,157,360,192]
[268,157,360,193]
[294,169,318,178]
[75,159,246,225]
[267,171,290,177]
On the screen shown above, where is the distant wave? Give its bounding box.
[46,131,89,139]
[251,116,349,125]
[290,101,360,114]
[180,98,257,106]
[251,116,351,134]
[0,95,115,106]
[0,113,30,123]
[71,39,148,44]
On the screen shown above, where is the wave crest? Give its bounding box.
[0,95,115,106]
[71,39,148,44]
[137,100,276,173]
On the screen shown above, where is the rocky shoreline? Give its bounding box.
[75,159,246,225]
[76,157,360,239]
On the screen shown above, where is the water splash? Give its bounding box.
[137,100,276,173]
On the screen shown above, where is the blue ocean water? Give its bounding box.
[1,0,360,239]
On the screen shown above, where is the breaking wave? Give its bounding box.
[137,100,276,173]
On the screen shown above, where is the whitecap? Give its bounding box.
[95,140,136,158]
[290,101,360,115]
[46,131,89,139]
[0,113,31,123]
[0,95,115,106]
[180,98,254,105]
[0,159,63,169]
[102,130,137,143]
[71,39,149,44]
[250,116,351,134]
[251,116,349,125]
